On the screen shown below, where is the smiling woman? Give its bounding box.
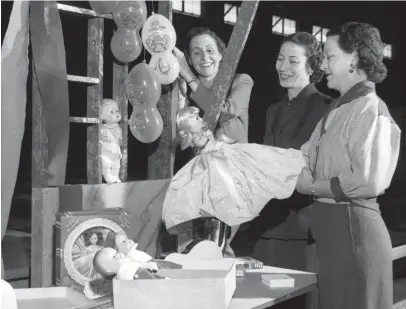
[232,33,332,309]
[295,22,401,309]
[235,31,331,252]
[173,26,254,145]
[171,26,254,258]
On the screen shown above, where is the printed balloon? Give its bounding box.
[126,62,162,106]
[113,0,147,30]
[129,106,163,143]
[149,52,180,85]
[89,1,118,14]
[141,13,177,55]
[110,29,142,63]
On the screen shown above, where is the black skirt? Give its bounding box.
[311,201,393,309]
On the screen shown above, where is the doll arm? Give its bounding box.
[100,128,111,143]
[191,132,209,148]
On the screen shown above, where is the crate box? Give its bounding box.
[55,208,133,294]
[113,260,236,309]
[15,287,112,309]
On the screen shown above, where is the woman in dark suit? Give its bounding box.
[233,32,331,272]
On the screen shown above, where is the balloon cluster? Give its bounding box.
[90,1,180,143]
[142,14,179,85]
[126,63,163,143]
[111,1,147,63]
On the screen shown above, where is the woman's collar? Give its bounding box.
[283,83,318,105]
[337,81,375,107]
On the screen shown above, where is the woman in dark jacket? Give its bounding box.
[233,32,331,275]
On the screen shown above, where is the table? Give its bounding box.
[229,266,317,309]
[13,266,317,309]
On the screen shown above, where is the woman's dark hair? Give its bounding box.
[186,26,227,56]
[327,22,387,83]
[282,32,324,83]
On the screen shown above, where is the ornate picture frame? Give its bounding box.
[55,208,132,294]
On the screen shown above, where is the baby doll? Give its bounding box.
[100,99,123,183]
[114,233,155,262]
[163,106,307,242]
[93,247,166,280]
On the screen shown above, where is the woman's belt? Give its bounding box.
[315,197,350,204]
[315,197,380,212]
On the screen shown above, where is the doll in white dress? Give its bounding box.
[100,99,123,183]
[162,107,306,240]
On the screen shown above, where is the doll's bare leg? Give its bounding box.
[111,160,121,183]
[101,156,117,183]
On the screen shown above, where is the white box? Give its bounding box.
[113,260,236,309]
[261,274,295,288]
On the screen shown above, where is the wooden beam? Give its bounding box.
[69,117,99,124]
[57,3,113,19]
[393,244,406,261]
[147,1,177,180]
[87,18,104,184]
[32,67,48,188]
[191,0,259,132]
[113,62,129,182]
[67,75,100,84]
[31,188,59,287]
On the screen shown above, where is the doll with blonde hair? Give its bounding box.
[100,99,122,183]
[163,106,307,252]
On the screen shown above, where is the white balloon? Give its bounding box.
[141,13,177,55]
[149,52,180,85]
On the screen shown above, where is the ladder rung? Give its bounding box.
[57,4,113,19]
[68,75,100,84]
[393,244,406,260]
[70,117,100,124]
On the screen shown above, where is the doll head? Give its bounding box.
[115,233,137,256]
[84,231,103,247]
[176,107,207,134]
[101,99,122,124]
[93,247,128,280]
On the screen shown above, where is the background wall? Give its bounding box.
[2,0,405,192]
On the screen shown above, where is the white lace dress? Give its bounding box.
[162,140,306,233]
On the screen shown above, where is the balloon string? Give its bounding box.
[143,45,146,62]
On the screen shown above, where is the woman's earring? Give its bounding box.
[349,64,354,73]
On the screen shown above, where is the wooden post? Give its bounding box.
[31,65,49,288]
[113,63,129,182]
[87,18,104,184]
[147,1,178,180]
[191,0,259,132]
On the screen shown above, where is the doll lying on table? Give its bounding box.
[162,107,306,251]
[93,233,224,280]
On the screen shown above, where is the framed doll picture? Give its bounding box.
[55,208,132,295]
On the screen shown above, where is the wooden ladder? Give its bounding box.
[31,2,128,287]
